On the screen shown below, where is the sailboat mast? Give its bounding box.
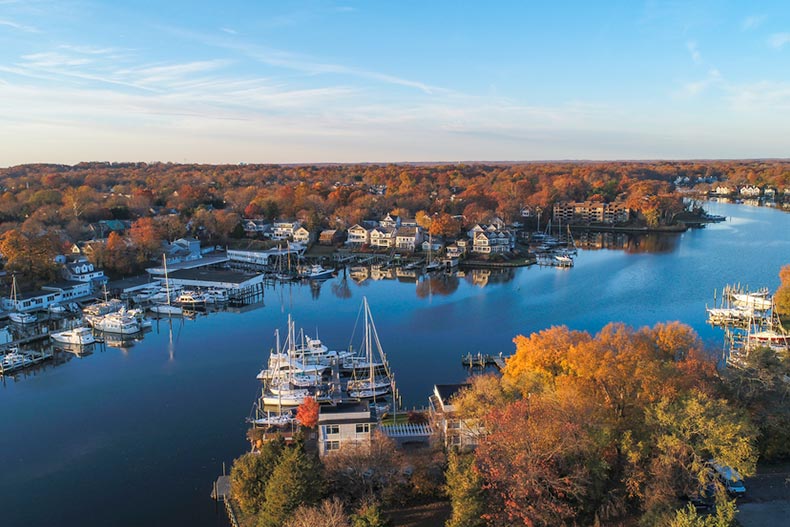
[163,255,171,305]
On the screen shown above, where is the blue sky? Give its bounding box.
[1,0,789,165]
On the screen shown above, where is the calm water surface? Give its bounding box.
[1,201,788,527]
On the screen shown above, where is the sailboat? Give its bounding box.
[8,275,37,324]
[150,255,183,316]
[346,298,393,399]
[260,322,314,407]
[425,231,442,272]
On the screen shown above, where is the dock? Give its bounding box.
[211,473,240,527]
[0,348,54,375]
[461,352,508,370]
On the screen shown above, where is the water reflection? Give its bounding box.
[416,273,460,298]
[574,231,681,254]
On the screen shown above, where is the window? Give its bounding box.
[325,425,339,435]
[355,423,370,434]
[326,441,340,451]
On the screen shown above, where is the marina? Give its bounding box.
[0,201,788,527]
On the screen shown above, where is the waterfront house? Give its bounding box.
[319,229,345,246]
[271,220,301,241]
[421,237,444,254]
[346,224,371,246]
[242,219,271,236]
[369,227,395,249]
[469,224,514,255]
[428,384,480,450]
[317,402,377,457]
[445,241,467,259]
[395,226,423,252]
[63,256,108,290]
[292,226,313,244]
[714,185,734,195]
[740,185,761,197]
[379,213,401,230]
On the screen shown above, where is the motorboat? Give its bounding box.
[83,299,124,316]
[9,311,37,325]
[85,312,141,334]
[300,264,334,280]
[176,290,208,305]
[50,327,96,346]
[48,303,67,315]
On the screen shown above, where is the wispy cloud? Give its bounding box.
[741,15,765,31]
[0,18,39,32]
[162,25,447,95]
[768,33,790,49]
[725,81,790,111]
[677,68,722,97]
[686,40,702,64]
[220,27,237,35]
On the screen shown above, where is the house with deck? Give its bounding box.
[317,402,377,457]
[428,383,480,450]
[346,224,371,246]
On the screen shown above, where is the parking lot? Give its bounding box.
[737,463,790,527]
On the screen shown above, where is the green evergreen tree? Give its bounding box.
[258,446,324,527]
[230,436,285,514]
[445,451,485,527]
[350,499,388,527]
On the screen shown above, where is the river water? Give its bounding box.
[1,201,788,527]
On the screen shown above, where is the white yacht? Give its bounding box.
[86,312,141,334]
[50,327,96,346]
[9,312,37,325]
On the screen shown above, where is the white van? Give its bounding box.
[711,462,746,496]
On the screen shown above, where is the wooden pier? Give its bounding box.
[0,348,54,375]
[461,352,508,370]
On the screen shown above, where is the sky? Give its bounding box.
[1,0,789,165]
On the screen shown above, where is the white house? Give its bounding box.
[715,185,734,195]
[379,213,401,230]
[395,226,423,252]
[271,220,302,240]
[292,226,313,244]
[63,256,107,289]
[740,186,761,197]
[369,227,395,249]
[346,224,371,246]
[317,402,377,457]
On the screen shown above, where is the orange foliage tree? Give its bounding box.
[295,396,319,428]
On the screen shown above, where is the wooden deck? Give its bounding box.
[461,352,508,370]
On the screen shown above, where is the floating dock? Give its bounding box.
[461,352,508,370]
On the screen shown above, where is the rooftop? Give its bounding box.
[435,383,471,404]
